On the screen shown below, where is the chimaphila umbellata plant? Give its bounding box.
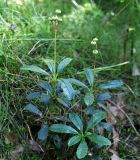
[49,112,111,159]
[20,10,124,159]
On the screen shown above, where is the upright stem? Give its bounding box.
[53,27,57,98]
[54,29,57,74]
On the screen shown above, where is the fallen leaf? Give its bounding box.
[106,102,117,125]
[132,63,140,76]
[112,127,120,150]
[29,140,44,153]
[110,149,121,160]
[5,132,17,144]
[116,93,126,120]
[111,153,120,160]
[9,145,24,159]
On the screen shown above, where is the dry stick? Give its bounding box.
[25,121,44,152]
[118,107,140,137]
[115,3,129,17]
[25,121,34,141]
[28,40,41,55]
[108,100,140,137]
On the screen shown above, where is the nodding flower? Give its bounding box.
[55,9,61,14]
[92,49,99,55]
[91,37,98,45]
[91,41,96,45]
[48,16,62,22]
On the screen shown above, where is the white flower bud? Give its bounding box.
[55,9,61,14]
[91,41,96,45]
[92,49,99,55]
[92,37,98,42]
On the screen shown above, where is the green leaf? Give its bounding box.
[77,61,129,74]
[69,113,83,131]
[68,78,88,89]
[68,135,81,147]
[84,91,94,106]
[97,92,111,102]
[57,97,70,108]
[97,103,109,112]
[100,80,123,89]
[49,124,78,134]
[85,68,94,86]
[20,65,50,76]
[76,140,88,159]
[53,135,62,149]
[87,134,111,146]
[26,92,41,100]
[40,93,50,104]
[100,122,112,132]
[38,124,48,141]
[38,81,52,95]
[87,112,106,130]
[24,103,42,117]
[57,58,72,74]
[43,59,55,74]
[60,79,75,100]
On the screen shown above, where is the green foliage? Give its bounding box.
[19,8,125,159]
[38,124,49,141]
[1,0,138,159]
[50,112,111,159]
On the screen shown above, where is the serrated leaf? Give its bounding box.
[87,134,111,146]
[68,78,88,89]
[26,92,41,100]
[69,113,83,131]
[60,79,75,100]
[24,103,42,117]
[49,124,78,134]
[76,140,88,159]
[97,103,109,112]
[86,106,94,115]
[38,124,48,141]
[87,112,106,130]
[100,122,112,132]
[57,97,71,108]
[38,81,52,95]
[73,90,80,96]
[40,93,50,104]
[84,91,94,106]
[57,58,72,74]
[97,92,111,102]
[20,65,50,76]
[100,80,123,89]
[68,135,81,147]
[43,59,55,74]
[85,68,94,86]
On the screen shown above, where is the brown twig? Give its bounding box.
[109,100,140,137]
[25,121,34,141]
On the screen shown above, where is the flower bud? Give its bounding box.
[92,49,99,55]
[92,37,98,42]
[91,41,96,45]
[55,9,61,14]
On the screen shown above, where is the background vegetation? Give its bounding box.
[0,0,140,159]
